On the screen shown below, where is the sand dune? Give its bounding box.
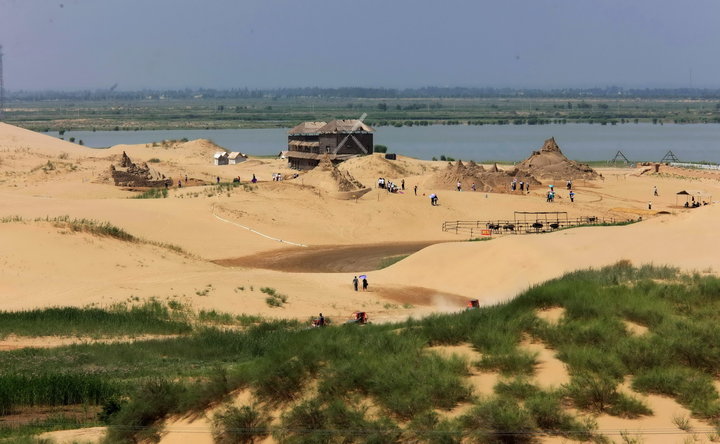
[2,122,720,322]
[4,122,720,442]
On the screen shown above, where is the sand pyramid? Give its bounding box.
[430,160,539,193]
[515,137,600,180]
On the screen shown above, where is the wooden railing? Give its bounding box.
[442,216,621,237]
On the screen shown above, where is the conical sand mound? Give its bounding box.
[516,137,600,180]
[292,155,365,192]
[338,153,419,185]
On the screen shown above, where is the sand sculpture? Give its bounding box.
[516,137,600,180]
[110,151,168,187]
[432,159,540,192]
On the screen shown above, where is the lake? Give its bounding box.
[57,123,720,163]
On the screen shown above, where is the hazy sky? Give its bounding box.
[1,0,719,91]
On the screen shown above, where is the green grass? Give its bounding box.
[261,287,288,307]
[0,300,192,338]
[378,254,409,269]
[132,187,168,199]
[4,263,720,442]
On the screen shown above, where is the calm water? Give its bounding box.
[59,123,720,163]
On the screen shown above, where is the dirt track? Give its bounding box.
[212,241,443,273]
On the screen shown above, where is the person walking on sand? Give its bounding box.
[353,276,359,291]
[569,190,575,202]
[471,182,476,192]
[456,181,462,191]
[401,179,405,191]
[653,186,658,196]
[362,277,368,291]
[648,201,652,210]
[414,185,418,196]
[429,193,437,206]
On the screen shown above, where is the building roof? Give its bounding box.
[288,121,327,135]
[289,140,320,148]
[213,152,228,159]
[317,119,374,134]
[227,152,247,159]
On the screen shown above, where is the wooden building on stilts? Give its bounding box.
[286,120,374,170]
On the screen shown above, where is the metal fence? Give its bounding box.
[442,215,621,237]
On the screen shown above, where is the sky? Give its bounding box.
[1,0,719,91]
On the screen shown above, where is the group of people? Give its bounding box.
[544,183,576,203]
[352,275,369,291]
[378,177,405,193]
[510,178,530,193]
[310,276,372,328]
[455,181,477,192]
[271,173,284,181]
[684,196,707,208]
[546,189,557,202]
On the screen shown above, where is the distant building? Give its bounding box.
[286,120,374,170]
[227,152,247,164]
[213,152,229,165]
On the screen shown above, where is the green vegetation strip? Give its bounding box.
[7,96,720,132]
[378,254,409,269]
[0,301,192,339]
[3,262,720,442]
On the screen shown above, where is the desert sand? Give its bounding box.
[3,122,720,443]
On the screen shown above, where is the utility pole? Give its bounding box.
[0,45,4,121]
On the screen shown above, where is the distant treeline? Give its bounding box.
[7,86,720,101]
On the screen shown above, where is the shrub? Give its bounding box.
[633,366,720,417]
[564,372,619,412]
[212,405,270,444]
[262,287,288,307]
[525,391,595,438]
[494,379,539,400]
[461,398,536,444]
[107,378,184,443]
[476,350,538,376]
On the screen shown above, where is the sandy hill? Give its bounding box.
[0,122,88,159]
[428,159,540,192]
[105,138,228,164]
[338,153,428,183]
[2,122,720,321]
[289,155,365,193]
[516,137,600,181]
[375,204,720,303]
